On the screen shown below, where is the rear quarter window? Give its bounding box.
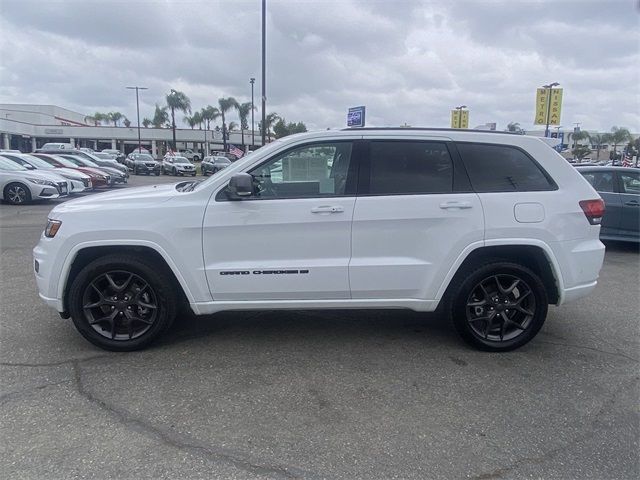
[457,143,556,192]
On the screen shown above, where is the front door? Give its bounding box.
[617,170,640,237]
[202,140,359,301]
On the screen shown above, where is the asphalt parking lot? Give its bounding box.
[1,174,638,480]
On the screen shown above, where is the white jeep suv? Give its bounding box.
[33,129,605,351]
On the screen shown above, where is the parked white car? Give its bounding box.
[0,157,67,204]
[0,152,91,193]
[41,143,75,151]
[177,149,201,162]
[34,129,605,352]
[161,155,196,176]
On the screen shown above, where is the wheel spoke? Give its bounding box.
[105,273,133,292]
[483,311,497,339]
[136,300,157,309]
[515,305,534,316]
[125,310,153,325]
[505,278,520,293]
[515,290,531,305]
[494,276,508,294]
[468,299,487,307]
[89,310,117,326]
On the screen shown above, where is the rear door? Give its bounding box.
[349,137,483,301]
[617,170,640,237]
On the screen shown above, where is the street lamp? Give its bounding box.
[126,86,148,153]
[250,77,255,149]
[261,0,266,146]
[542,82,560,137]
[455,105,467,129]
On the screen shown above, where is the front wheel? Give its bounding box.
[172,167,177,176]
[4,182,32,205]
[68,254,177,351]
[448,261,548,352]
[193,156,200,162]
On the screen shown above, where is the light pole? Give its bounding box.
[542,82,559,137]
[250,77,255,149]
[261,0,266,146]
[126,86,148,153]
[455,105,467,129]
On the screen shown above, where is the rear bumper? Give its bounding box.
[554,238,605,305]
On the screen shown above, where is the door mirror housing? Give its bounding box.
[227,173,253,199]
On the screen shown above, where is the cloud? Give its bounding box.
[0,0,637,132]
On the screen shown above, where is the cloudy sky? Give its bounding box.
[0,0,638,132]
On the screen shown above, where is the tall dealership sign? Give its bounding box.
[534,87,563,135]
[347,106,366,127]
[450,109,469,128]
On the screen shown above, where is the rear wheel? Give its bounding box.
[68,254,177,351]
[4,182,31,205]
[448,261,548,351]
[133,166,138,175]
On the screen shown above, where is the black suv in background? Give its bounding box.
[125,153,161,175]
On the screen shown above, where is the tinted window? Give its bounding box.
[248,142,353,198]
[457,143,554,192]
[620,171,640,194]
[580,171,614,193]
[368,141,453,195]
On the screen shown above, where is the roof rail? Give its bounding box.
[339,127,519,135]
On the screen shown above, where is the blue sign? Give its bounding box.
[347,106,365,128]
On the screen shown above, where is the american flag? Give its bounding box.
[229,144,244,158]
[622,153,632,167]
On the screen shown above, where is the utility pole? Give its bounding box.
[261,0,266,145]
[542,82,560,137]
[250,77,255,149]
[126,86,148,153]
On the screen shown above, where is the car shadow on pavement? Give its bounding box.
[603,240,639,253]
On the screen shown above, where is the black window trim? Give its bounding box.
[453,141,559,193]
[356,139,469,197]
[215,139,363,202]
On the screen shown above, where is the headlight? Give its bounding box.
[44,219,62,238]
[28,178,56,186]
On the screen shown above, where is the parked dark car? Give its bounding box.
[201,155,231,175]
[576,166,639,242]
[125,153,161,175]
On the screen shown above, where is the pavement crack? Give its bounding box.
[71,360,322,480]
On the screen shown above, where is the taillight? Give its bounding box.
[579,199,605,225]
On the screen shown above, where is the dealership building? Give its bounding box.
[0,104,265,158]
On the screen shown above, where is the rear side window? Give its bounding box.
[580,171,614,193]
[457,143,554,192]
[368,141,453,195]
[620,171,640,194]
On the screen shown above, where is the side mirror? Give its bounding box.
[227,173,253,199]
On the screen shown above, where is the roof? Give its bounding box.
[573,165,639,171]
[340,127,519,135]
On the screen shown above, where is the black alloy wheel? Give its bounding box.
[68,254,177,351]
[449,261,548,351]
[4,182,31,205]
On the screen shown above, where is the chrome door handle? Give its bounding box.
[624,201,639,206]
[439,201,472,209]
[311,205,344,214]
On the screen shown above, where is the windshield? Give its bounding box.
[61,155,100,168]
[19,154,55,169]
[215,157,231,164]
[0,157,28,171]
[133,154,154,161]
[93,152,114,160]
[173,157,190,164]
[45,155,77,168]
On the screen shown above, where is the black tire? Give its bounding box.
[3,182,32,205]
[68,254,177,351]
[191,172,196,177]
[155,171,160,176]
[172,167,177,176]
[448,261,548,352]
[133,166,138,175]
[193,156,200,162]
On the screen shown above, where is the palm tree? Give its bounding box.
[192,111,203,130]
[152,104,169,128]
[184,115,197,129]
[142,118,152,128]
[568,130,591,160]
[236,102,254,147]
[200,106,220,155]
[608,126,632,158]
[218,97,239,151]
[166,89,191,149]
[259,112,280,142]
[506,122,524,134]
[123,118,131,128]
[588,133,610,160]
[109,112,124,127]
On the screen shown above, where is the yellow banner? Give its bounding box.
[534,88,563,125]
[451,110,469,129]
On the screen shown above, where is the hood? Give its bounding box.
[20,169,68,183]
[94,165,124,177]
[56,168,89,179]
[51,182,180,214]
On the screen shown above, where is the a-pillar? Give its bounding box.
[151,140,157,159]
[31,137,37,152]
[2,133,10,150]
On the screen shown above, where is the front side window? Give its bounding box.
[368,141,453,195]
[247,141,353,198]
[620,171,640,194]
[581,171,614,193]
[457,143,555,192]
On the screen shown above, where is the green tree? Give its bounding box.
[142,118,152,128]
[572,145,592,162]
[218,97,239,151]
[86,113,107,126]
[273,118,307,138]
[184,115,197,129]
[152,104,169,128]
[123,118,131,128]
[506,122,525,134]
[166,89,192,149]
[192,111,203,129]
[258,112,281,141]
[568,130,591,158]
[588,133,610,160]
[608,126,632,156]
[236,102,255,147]
[108,112,124,127]
[228,121,238,131]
